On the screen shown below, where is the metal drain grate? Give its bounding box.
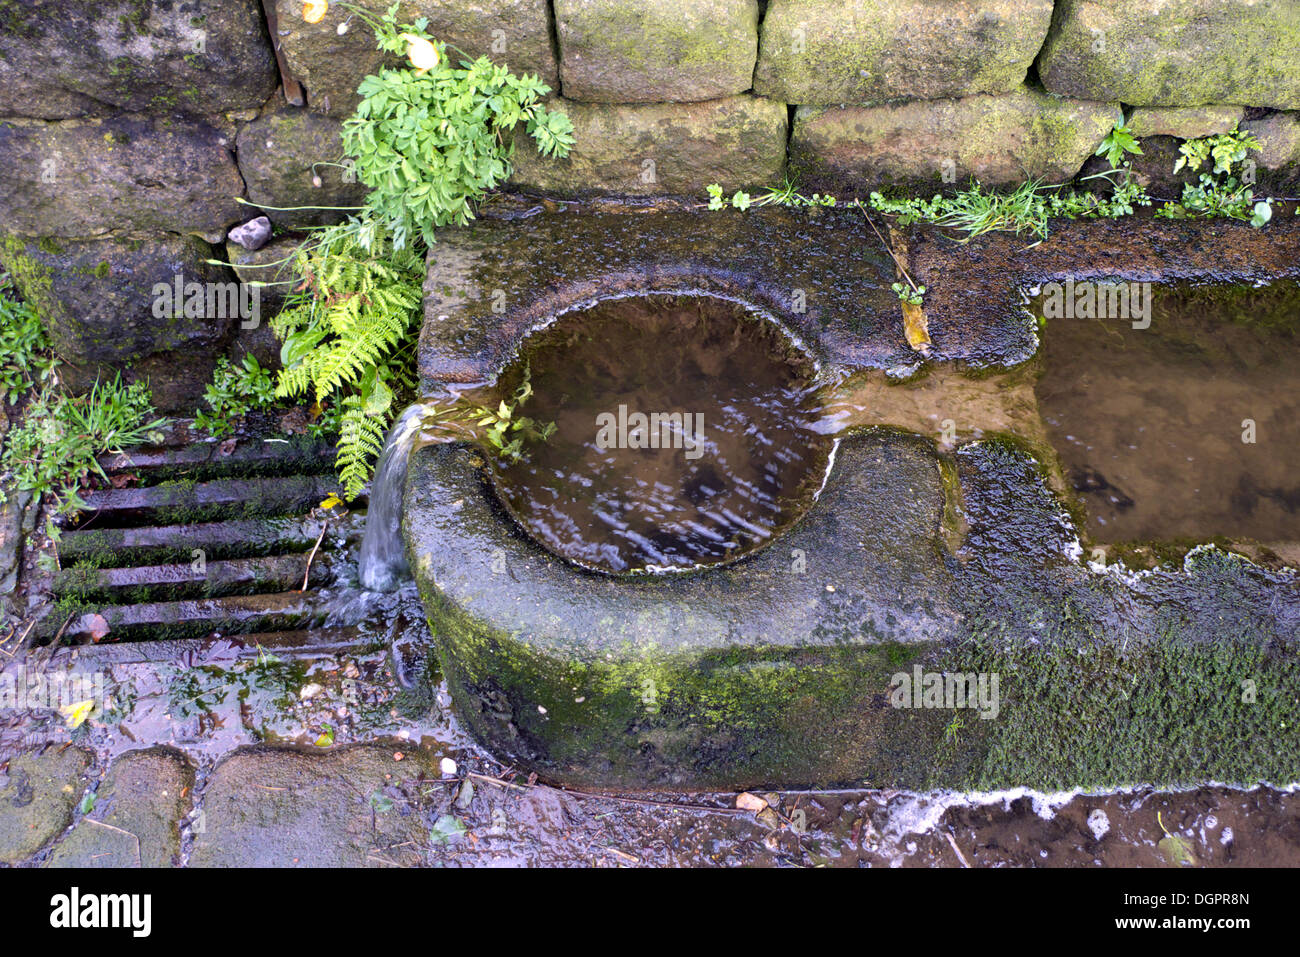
[32,428,369,647]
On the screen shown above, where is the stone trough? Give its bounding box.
[404,203,1300,791]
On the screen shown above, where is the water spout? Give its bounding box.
[358,402,436,591]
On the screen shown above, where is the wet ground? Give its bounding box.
[3,591,1297,867]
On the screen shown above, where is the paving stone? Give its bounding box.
[46,746,193,868]
[0,746,93,864]
[190,744,441,867]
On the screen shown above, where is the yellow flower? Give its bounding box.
[401,33,440,75]
[303,0,328,24]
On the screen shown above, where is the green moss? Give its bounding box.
[941,620,1300,790]
[0,238,56,327]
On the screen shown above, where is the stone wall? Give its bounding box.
[0,0,1298,407]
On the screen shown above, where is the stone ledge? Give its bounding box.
[419,204,907,390]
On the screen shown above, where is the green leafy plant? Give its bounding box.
[271,228,423,497]
[240,2,574,497]
[472,364,555,463]
[892,281,926,306]
[706,179,836,211]
[1172,127,1260,176]
[340,2,573,251]
[1,374,167,517]
[195,354,277,437]
[1159,127,1271,227]
[0,274,56,403]
[1095,123,1143,169]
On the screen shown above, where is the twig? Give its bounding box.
[86,818,143,868]
[466,771,747,814]
[856,202,923,294]
[1,620,33,657]
[944,831,971,868]
[300,520,328,591]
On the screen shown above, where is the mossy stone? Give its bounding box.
[755,0,1055,105]
[1038,0,1300,110]
[508,95,787,197]
[790,86,1122,193]
[0,747,93,864]
[555,0,758,103]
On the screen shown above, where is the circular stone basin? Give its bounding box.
[490,294,834,575]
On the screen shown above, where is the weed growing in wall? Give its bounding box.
[209,2,574,498]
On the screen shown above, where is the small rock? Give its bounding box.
[1087,808,1110,841]
[756,808,782,830]
[440,757,458,777]
[299,682,324,701]
[736,791,768,813]
[228,216,273,251]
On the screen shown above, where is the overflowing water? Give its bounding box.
[357,402,437,591]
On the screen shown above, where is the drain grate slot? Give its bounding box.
[97,435,337,485]
[54,590,339,644]
[69,475,347,530]
[59,514,364,568]
[53,553,340,604]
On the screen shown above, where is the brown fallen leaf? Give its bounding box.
[87,613,110,642]
[902,301,932,357]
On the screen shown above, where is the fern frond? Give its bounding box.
[336,396,390,498]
